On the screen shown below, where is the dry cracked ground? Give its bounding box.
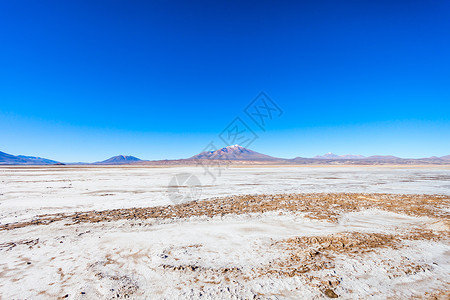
[0,193,449,299]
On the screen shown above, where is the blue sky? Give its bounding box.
[0,0,449,162]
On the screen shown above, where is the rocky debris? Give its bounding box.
[424,290,450,299]
[0,193,448,299]
[161,264,242,275]
[280,232,400,255]
[0,238,39,251]
[324,288,339,298]
[94,272,139,298]
[254,229,446,296]
[1,193,449,231]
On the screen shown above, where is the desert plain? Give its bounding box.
[0,165,449,299]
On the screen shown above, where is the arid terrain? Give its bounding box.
[3,0,449,298]
[0,166,449,299]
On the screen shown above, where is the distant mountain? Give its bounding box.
[0,151,29,164]
[313,153,411,161]
[344,155,366,159]
[95,155,142,165]
[17,155,60,164]
[2,148,450,166]
[314,152,340,159]
[0,151,60,165]
[364,155,401,160]
[190,145,280,161]
[314,152,366,159]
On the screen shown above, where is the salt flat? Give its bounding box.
[1,209,448,299]
[0,166,449,299]
[0,166,449,224]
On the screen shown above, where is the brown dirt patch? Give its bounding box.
[1,193,448,231]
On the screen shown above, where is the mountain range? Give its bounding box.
[314,152,366,159]
[190,145,278,161]
[0,151,60,165]
[1,146,450,165]
[94,155,142,165]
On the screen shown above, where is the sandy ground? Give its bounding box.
[0,192,449,299]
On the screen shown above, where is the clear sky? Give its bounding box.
[0,0,449,162]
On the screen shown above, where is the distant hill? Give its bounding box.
[365,155,401,160]
[0,151,60,165]
[95,155,142,165]
[314,152,366,159]
[17,155,60,164]
[190,145,280,161]
[2,148,450,165]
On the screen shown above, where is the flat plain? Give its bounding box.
[0,166,449,299]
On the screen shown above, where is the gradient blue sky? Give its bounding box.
[1,0,449,162]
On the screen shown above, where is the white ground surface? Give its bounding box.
[0,166,449,299]
[0,166,449,224]
[0,210,448,299]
